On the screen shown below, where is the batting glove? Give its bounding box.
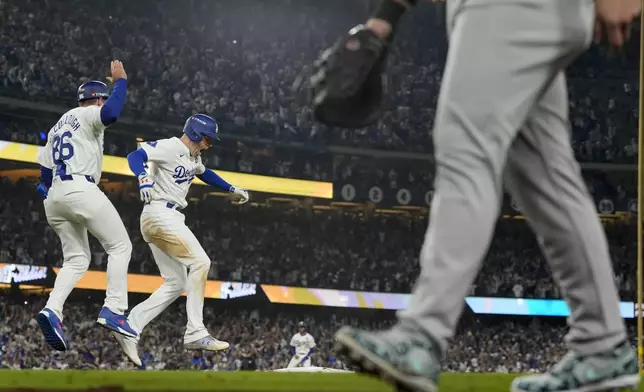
[230,186,249,205]
[138,173,154,203]
[36,183,49,200]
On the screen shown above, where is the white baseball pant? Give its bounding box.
[287,354,312,368]
[44,177,132,320]
[127,201,210,344]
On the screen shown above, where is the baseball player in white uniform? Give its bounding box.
[287,321,316,368]
[35,61,138,351]
[323,1,642,392]
[112,113,249,366]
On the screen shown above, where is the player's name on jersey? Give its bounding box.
[51,114,81,134]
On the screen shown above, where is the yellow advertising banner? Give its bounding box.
[49,268,257,299]
[0,141,333,198]
[0,263,256,299]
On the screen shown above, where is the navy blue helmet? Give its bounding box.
[77,81,109,102]
[183,114,220,143]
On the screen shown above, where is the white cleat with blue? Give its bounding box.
[112,332,142,367]
[184,335,230,351]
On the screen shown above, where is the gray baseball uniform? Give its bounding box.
[397,0,626,356]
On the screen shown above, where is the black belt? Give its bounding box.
[165,202,182,211]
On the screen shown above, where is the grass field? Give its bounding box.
[0,371,642,392]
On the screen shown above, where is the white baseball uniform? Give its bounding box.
[127,137,211,344]
[287,332,316,368]
[37,105,132,320]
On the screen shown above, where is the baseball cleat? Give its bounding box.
[112,331,142,367]
[184,335,230,351]
[335,326,440,392]
[37,308,67,351]
[96,307,138,338]
[511,341,639,392]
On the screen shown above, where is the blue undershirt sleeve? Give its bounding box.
[197,168,233,192]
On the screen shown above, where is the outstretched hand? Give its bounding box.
[106,60,128,83]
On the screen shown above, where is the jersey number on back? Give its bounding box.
[52,131,74,178]
[52,131,74,163]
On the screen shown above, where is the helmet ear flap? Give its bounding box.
[183,119,203,142]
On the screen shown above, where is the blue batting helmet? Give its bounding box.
[183,114,220,143]
[77,81,109,102]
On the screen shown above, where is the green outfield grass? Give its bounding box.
[0,371,641,392]
[0,370,632,392]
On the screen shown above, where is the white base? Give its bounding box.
[273,366,353,373]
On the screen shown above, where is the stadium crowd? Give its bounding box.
[0,113,636,210]
[0,114,333,182]
[0,178,637,300]
[0,0,640,162]
[0,0,642,382]
[1,297,637,372]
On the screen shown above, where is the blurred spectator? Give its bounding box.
[0,0,639,161]
[0,296,637,372]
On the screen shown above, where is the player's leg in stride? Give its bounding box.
[89,195,137,338]
[112,115,249,366]
[307,1,641,391]
[112,206,230,366]
[36,61,138,351]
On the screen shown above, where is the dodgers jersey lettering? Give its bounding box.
[140,137,206,210]
[37,106,107,183]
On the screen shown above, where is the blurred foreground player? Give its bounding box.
[287,321,316,368]
[307,0,642,391]
[114,114,249,366]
